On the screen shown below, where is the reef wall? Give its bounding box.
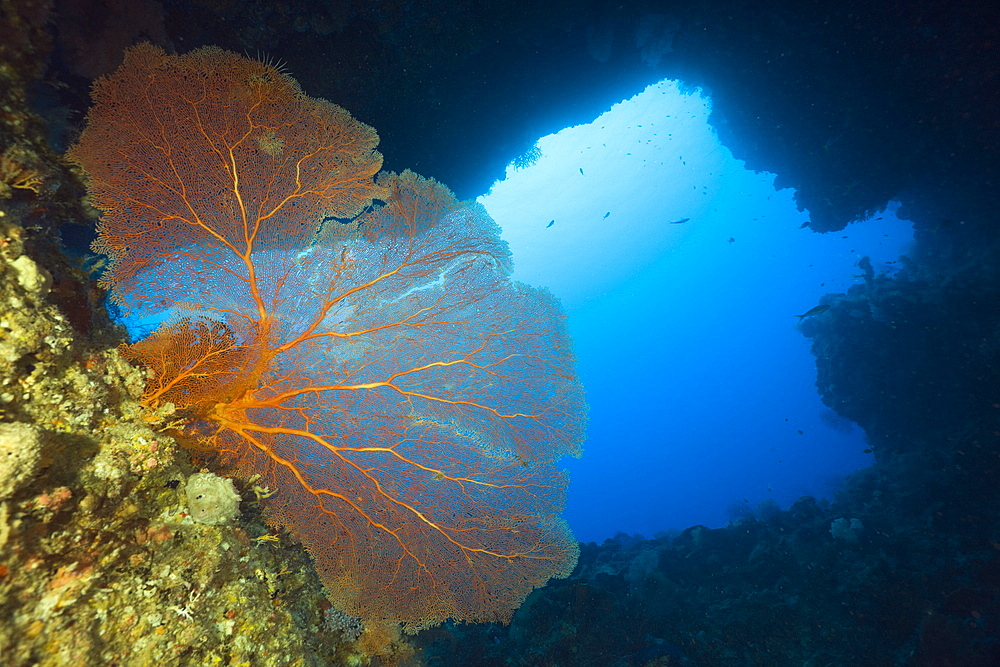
[2,0,998,664]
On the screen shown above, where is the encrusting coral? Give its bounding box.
[0,208,370,664]
[0,21,402,666]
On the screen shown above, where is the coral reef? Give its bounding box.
[0,7,402,664]
[0,207,361,664]
[2,0,998,664]
[67,44,585,633]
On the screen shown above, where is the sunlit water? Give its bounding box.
[480,80,913,543]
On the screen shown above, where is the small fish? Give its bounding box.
[546,220,554,228]
[795,304,831,320]
[603,211,610,219]
[579,168,584,175]
[798,221,810,229]
[728,237,735,243]
[668,217,690,225]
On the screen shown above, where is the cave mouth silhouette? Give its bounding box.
[479,78,914,543]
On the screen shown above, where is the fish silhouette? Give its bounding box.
[796,304,831,320]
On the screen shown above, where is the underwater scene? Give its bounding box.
[0,1,997,665]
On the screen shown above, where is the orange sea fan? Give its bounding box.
[68,43,586,631]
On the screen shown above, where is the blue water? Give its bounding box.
[480,80,913,543]
[114,79,914,547]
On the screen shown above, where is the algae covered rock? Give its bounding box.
[9,255,51,296]
[185,472,241,525]
[0,422,41,500]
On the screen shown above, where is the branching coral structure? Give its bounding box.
[68,44,586,631]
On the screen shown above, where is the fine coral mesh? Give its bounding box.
[69,44,586,631]
[67,43,384,314]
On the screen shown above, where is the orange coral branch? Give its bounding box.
[69,44,586,632]
[0,151,42,194]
